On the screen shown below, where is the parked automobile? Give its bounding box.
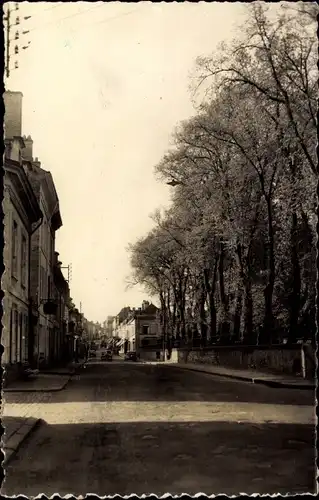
[101,350,113,361]
[124,351,138,362]
[89,350,97,358]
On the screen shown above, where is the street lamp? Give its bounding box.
[166,179,183,187]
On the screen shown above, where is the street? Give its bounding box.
[3,360,316,496]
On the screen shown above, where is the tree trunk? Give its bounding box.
[199,286,207,347]
[204,259,218,343]
[261,197,275,344]
[219,239,230,340]
[243,279,254,344]
[288,211,301,344]
[235,244,254,344]
[175,276,187,343]
[233,285,243,342]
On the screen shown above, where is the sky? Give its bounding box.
[6,1,248,322]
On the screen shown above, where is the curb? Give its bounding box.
[172,365,255,383]
[40,370,74,376]
[253,378,315,390]
[4,377,71,393]
[40,363,85,376]
[170,365,315,390]
[3,418,41,466]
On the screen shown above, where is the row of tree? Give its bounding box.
[129,4,317,348]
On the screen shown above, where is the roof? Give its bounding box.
[4,158,43,225]
[24,162,63,230]
[142,304,159,315]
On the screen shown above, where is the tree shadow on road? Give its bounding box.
[4,364,315,405]
[2,420,316,497]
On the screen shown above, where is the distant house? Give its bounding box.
[117,301,162,360]
[136,302,161,358]
[52,252,71,364]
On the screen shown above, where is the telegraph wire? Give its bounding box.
[3,2,30,78]
[28,3,65,18]
[25,3,141,35]
[70,7,141,33]
[27,3,107,33]
[4,2,67,78]
[5,2,142,77]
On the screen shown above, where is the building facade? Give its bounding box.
[23,142,63,368]
[52,252,71,365]
[135,302,162,360]
[115,301,162,360]
[2,137,43,377]
[106,316,115,337]
[3,90,81,373]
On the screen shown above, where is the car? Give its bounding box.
[89,350,97,358]
[124,351,138,362]
[101,350,112,361]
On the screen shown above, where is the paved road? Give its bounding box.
[3,361,316,496]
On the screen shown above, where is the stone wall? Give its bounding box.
[173,344,315,379]
[139,350,164,362]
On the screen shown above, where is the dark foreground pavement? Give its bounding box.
[2,361,316,496]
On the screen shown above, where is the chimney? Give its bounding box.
[4,91,23,139]
[22,134,33,161]
[33,157,41,168]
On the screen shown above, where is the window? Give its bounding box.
[23,313,28,362]
[9,309,13,363]
[21,234,27,287]
[12,220,18,277]
[14,308,19,363]
[41,219,48,257]
[18,312,23,363]
[40,266,46,299]
[47,275,51,299]
[50,233,55,265]
[142,325,149,335]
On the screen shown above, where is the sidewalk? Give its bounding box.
[1,416,41,465]
[41,360,86,376]
[169,363,315,390]
[4,373,71,393]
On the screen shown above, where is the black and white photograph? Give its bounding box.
[1,1,317,496]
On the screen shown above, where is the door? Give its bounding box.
[9,309,13,364]
[18,312,23,363]
[14,309,19,363]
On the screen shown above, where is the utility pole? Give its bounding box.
[61,263,72,284]
[4,2,31,80]
[68,263,72,284]
[5,4,11,78]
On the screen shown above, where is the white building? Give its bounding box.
[116,302,162,359]
[23,139,63,368]
[2,137,42,374]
